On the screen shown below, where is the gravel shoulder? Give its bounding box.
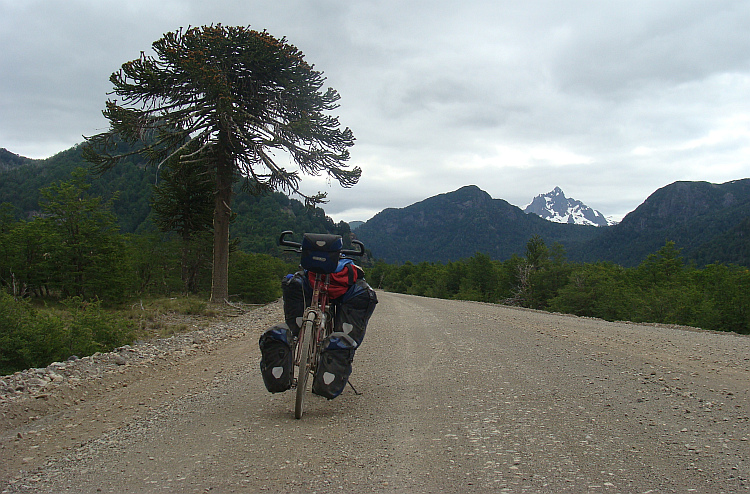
[0,301,284,489]
[2,292,749,493]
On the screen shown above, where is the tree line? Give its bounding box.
[0,169,295,303]
[367,235,750,335]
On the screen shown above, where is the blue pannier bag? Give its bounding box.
[312,332,357,399]
[259,324,293,393]
[301,233,343,274]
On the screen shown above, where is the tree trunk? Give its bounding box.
[181,240,190,294]
[210,148,233,303]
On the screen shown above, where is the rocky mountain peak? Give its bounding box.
[524,187,614,227]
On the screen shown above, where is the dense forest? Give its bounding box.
[0,145,352,249]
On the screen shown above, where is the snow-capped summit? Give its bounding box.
[524,187,614,226]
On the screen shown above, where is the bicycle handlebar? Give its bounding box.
[278,231,302,249]
[278,231,365,257]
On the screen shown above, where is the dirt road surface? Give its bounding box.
[1,292,749,493]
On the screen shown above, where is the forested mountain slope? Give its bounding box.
[0,146,156,233]
[0,146,350,252]
[3,145,749,267]
[578,179,750,266]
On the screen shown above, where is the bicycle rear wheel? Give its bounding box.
[295,315,315,419]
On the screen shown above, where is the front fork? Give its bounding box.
[294,309,315,361]
[292,273,332,386]
[292,309,318,386]
[293,306,334,381]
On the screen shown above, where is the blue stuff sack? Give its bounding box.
[301,233,343,274]
[259,324,293,393]
[312,332,357,399]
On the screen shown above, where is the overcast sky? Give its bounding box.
[2,0,750,223]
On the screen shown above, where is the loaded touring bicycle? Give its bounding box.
[259,231,375,418]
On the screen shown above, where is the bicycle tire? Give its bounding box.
[294,317,315,419]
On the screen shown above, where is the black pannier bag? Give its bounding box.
[312,332,357,400]
[301,233,343,274]
[335,279,378,346]
[259,324,293,393]
[281,272,308,338]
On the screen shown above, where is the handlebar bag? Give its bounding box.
[312,332,357,399]
[259,324,293,393]
[301,233,343,274]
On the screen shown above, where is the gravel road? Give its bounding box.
[1,291,749,493]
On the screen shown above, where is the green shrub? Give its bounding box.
[0,292,66,374]
[62,297,134,357]
[229,251,293,303]
[0,293,135,375]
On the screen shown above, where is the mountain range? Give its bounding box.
[354,180,750,267]
[578,179,750,267]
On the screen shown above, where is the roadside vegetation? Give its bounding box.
[368,236,750,336]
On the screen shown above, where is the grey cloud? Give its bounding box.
[551,1,750,96]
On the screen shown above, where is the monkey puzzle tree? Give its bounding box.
[84,25,358,302]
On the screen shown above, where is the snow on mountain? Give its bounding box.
[524,187,615,227]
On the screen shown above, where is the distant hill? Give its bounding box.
[524,186,614,226]
[578,179,750,267]
[353,185,600,264]
[0,145,159,232]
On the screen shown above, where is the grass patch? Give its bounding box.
[120,295,218,340]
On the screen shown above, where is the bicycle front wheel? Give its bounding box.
[295,316,315,419]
